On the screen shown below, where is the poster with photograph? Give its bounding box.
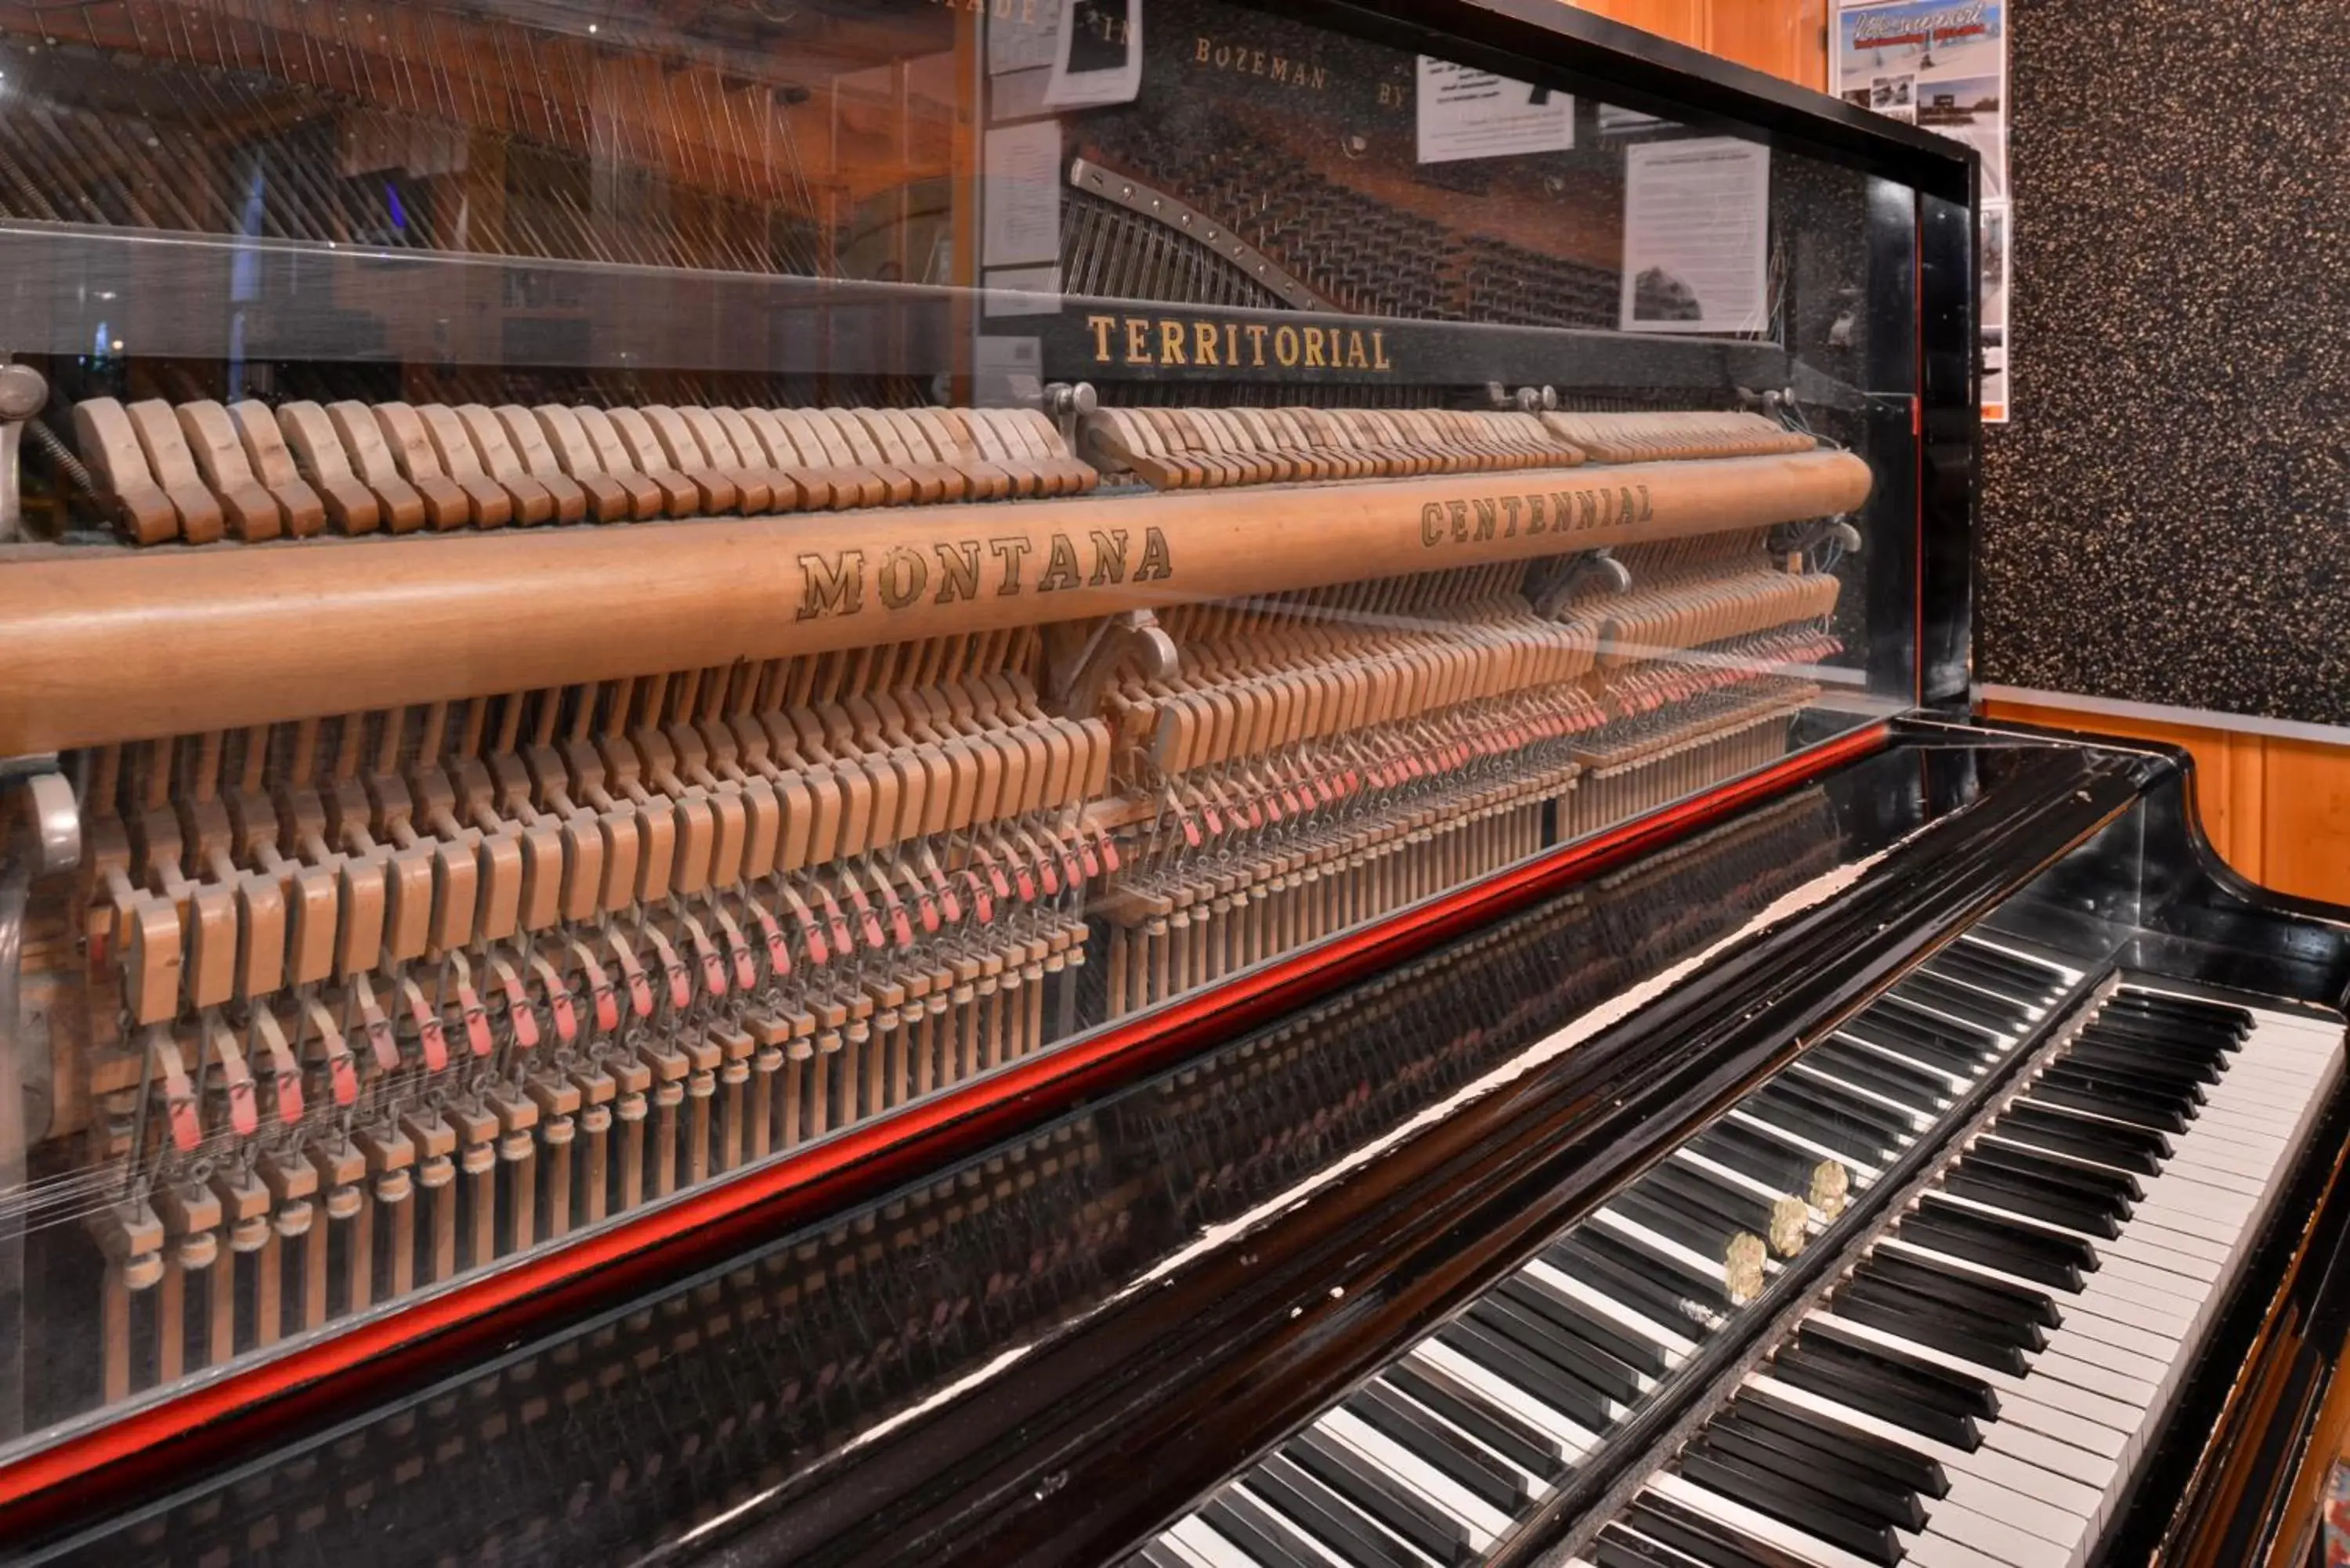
[1415,57,1574,164]
[1618,138,1770,336]
[1835,0,2006,192]
[1980,200,2010,421]
[1837,0,2009,417]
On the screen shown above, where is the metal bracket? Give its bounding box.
[1487,381,1559,414]
[1528,549,1633,620]
[1042,381,1097,453]
[2,762,78,879]
[1041,609,1179,722]
[1769,515,1864,562]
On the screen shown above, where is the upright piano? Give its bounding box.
[0,2,2344,1566]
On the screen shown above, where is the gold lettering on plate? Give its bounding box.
[1415,485,1654,551]
[796,527,1175,620]
[1192,34,1328,90]
[1083,313,1394,376]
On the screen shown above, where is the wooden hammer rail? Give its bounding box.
[0,445,1874,757]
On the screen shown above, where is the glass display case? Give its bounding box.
[0,0,1974,1485]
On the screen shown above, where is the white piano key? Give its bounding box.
[1318,1407,1509,1548]
[1407,1344,1598,1459]
[1589,1209,1751,1289]
[1166,1513,1260,1560]
[1834,1031,1972,1093]
[1520,1256,1698,1362]
[1915,1492,2071,1568]
[1226,1484,1361,1568]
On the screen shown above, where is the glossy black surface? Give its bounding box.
[30,728,2350,1568]
[8,733,2085,1566]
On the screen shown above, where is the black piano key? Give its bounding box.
[1596,1523,1716,1568]
[2065,1038,2220,1092]
[1895,970,2033,1036]
[1709,1411,1929,1528]
[1687,1120,1818,1195]
[1987,1102,2170,1172]
[1925,944,2061,1003]
[1544,1234,1717,1332]
[1836,1021,1984,1083]
[1575,1224,1734,1315]
[1899,1202,2092,1292]
[1289,1428,1473,1567]
[1767,1345,1981,1450]
[2042,1056,2206,1114]
[1436,1318,1616,1433]
[1645,1162,1776,1237]
[2071,1027,2228,1080]
[1499,1273,1669,1377]
[1865,993,2005,1057]
[1202,1490,1329,1568]
[1611,1189,1742,1266]
[1737,1387,1950,1498]
[1773,1340,1988,1438]
[1469,1295,1640,1405]
[1741,1089,1889,1165]
[1250,1454,1426,1568]
[1942,1166,2123,1238]
[2088,1011,2234,1050]
[2047,1058,2211,1118]
[2098,997,2246,1039]
[1833,1288,2040,1372]
[1624,1497,1784,1568]
[1675,1451,1903,1566]
[2023,1077,2189,1136]
[1792,1327,1998,1419]
[1965,1138,2144,1205]
[1858,1248,2062,1328]
[1688,1429,1922,1534]
[1386,1360,1568,1483]
[1758,1071,1909,1140]
[1347,1382,1529,1512]
[2109,991,2251,1031]
[1800,1043,1947,1113]
[1770,1072,1918,1146]
[1130,1541,1192,1568]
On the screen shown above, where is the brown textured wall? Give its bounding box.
[1979,0,2350,725]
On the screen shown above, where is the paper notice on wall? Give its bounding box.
[1619,138,1770,335]
[1415,56,1573,164]
[982,121,1063,268]
[1980,200,2010,421]
[1045,0,1143,109]
[989,0,1065,76]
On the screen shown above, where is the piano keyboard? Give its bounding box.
[1581,987,2342,1568]
[1124,931,2098,1568]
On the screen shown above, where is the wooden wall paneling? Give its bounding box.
[1564,0,1709,49]
[1705,0,1828,91]
[1982,698,2350,907]
[1555,0,1828,92]
[2262,739,2350,904]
